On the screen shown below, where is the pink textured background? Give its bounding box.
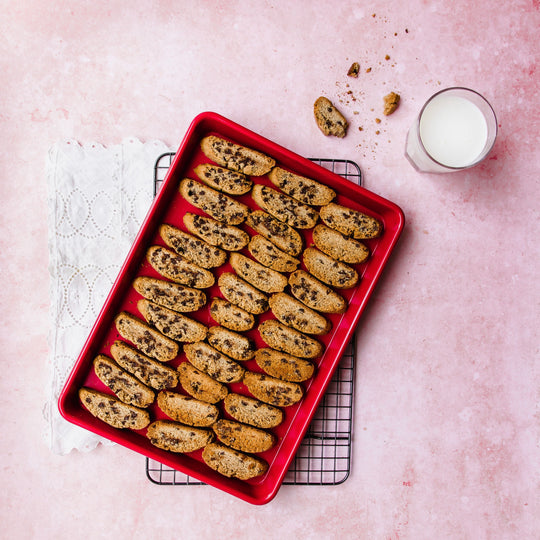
[1,1,539,538]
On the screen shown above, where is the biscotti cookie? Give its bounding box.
[133,277,207,313]
[258,319,323,359]
[110,340,178,390]
[184,342,245,384]
[209,298,255,332]
[312,224,370,264]
[147,420,213,453]
[303,247,359,289]
[193,163,252,195]
[156,391,219,427]
[114,312,179,362]
[218,272,269,315]
[248,235,300,273]
[268,166,336,206]
[177,361,228,403]
[138,299,207,343]
[79,387,150,430]
[160,224,227,269]
[314,96,348,138]
[200,135,275,176]
[229,253,287,294]
[180,178,249,225]
[212,419,276,454]
[268,292,331,335]
[207,326,255,362]
[224,393,283,429]
[146,245,214,288]
[246,210,303,256]
[251,184,319,229]
[202,442,268,480]
[255,348,315,383]
[243,371,303,407]
[93,354,155,408]
[289,270,347,314]
[184,212,249,251]
[320,202,382,239]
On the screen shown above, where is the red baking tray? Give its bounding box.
[58,111,404,505]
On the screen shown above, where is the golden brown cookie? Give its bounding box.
[177,361,228,404]
[200,135,275,176]
[314,96,348,138]
[207,326,256,362]
[223,393,283,429]
[268,167,336,206]
[110,340,178,390]
[147,420,213,453]
[258,319,323,359]
[212,419,276,453]
[243,371,303,407]
[246,210,303,256]
[288,270,347,314]
[183,212,249,251]
[229,252,288,294]
[193,163,252,195]
[255,348,315,383]
[319,202,382,239]
[156,391,219,427]
[209,297,255,332]
[202,442,268,480]
[79,387,150,430]
[303,247,359,289]
[312,224,370,264]
[184,341,245,384]
[247,235,300,273]
[218,272,269,315]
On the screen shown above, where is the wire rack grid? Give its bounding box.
[146,155,361,486]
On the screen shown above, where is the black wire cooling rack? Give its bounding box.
[146,155,361,486]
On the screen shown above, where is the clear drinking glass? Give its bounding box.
[405,87,497,173]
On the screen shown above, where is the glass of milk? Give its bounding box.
[405,87,497,173]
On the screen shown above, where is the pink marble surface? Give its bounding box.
[1,1,539,538]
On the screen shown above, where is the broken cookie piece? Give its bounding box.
[314,96,348,138]
[347,62,360,77]
[383,92,400,116]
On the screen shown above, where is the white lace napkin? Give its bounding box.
[44,137,174,455]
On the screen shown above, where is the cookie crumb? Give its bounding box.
[375,118,381,124]
[347,62,360,77]
[358,126,363,131]
[385,54,390,60]
[383,92,400,115]
[366,67,372,73]
[375,130,380,135]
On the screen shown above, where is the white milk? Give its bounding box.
[419,95,488,167]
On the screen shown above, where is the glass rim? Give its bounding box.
[416,86,498,171]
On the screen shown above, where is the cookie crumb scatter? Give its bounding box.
[347,62,360,77]
[383,92,400,115]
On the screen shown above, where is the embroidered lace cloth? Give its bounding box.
[44,138,173,454]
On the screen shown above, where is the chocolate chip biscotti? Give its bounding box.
[255,348,315,383]
[114,311,179,362]
[207,326,256,362]
[303,247,359,289]
[146,245,215,288]
[179,178,249,225]
[93,354,155,408]
[288,270,347,314]
[184,341,245,384]
[268,292,331,335]
[147,420,213,453]
[223,393,283,429]
[247,235,300,273]
[212,419,276,454]
[177,361,228,404]
[110,340,178,390]
[258,319,323,359]
[312,224,370,264]
[156,391,219,427]
[251,184,319,229]
[200,135,275,176]
[137,299,207,343]
[79,387,150,430]
[202,442,268,480]
[320,202,382,239]
[218,272,269,315]
[193,163,252,195]
[209,297,255,332]
[268,166,336,206]
[229,252,288,294]
[246,210,303,256]
[243,371,303,407]
[159,224,227,269]
[314,96,348,138]
[133,276,207,313]
[183,212,249,251]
